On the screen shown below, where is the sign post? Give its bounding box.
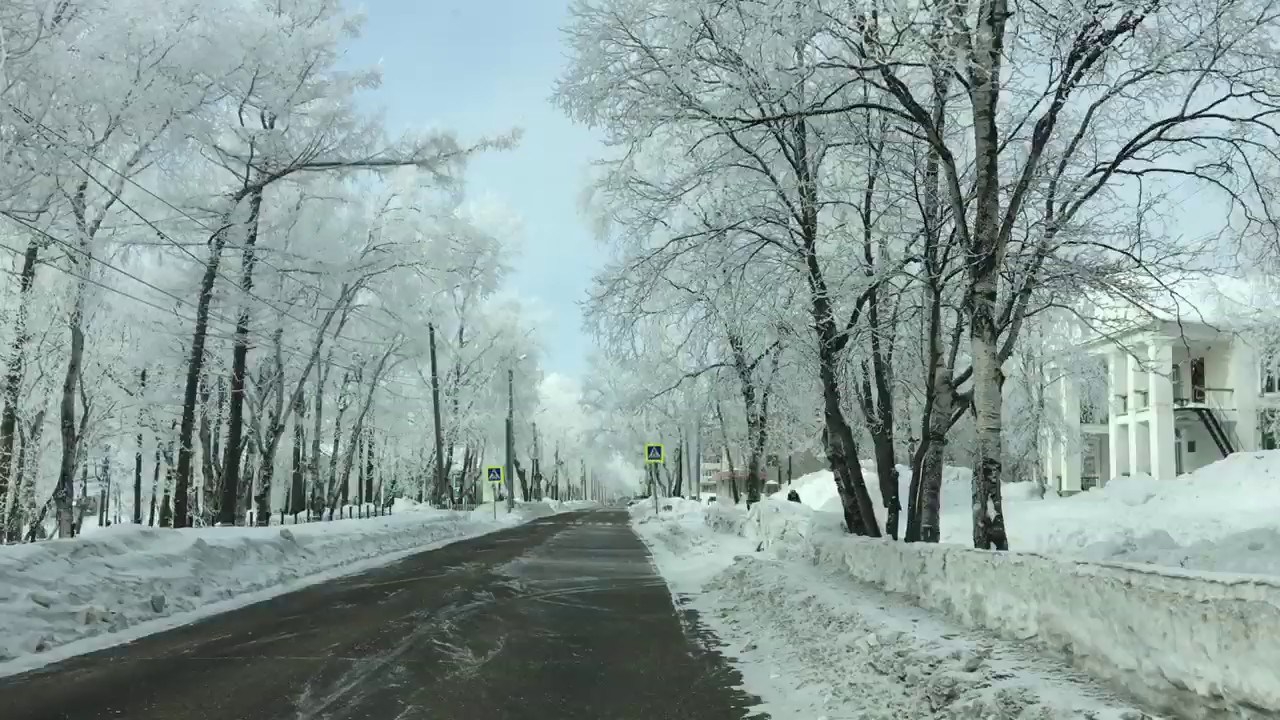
[486,466,504,521]
[645,444,663,515]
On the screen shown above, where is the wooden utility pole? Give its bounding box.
[506,368,515,512]
[532,422,541,500]
[134,368,146,524]
[552,442,561,500]
[428,323,446,506]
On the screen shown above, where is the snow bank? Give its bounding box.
[949,451,1280,576]
[636,504,1149,719]
[0,501,566,674]
[738,497,1280,719]
[776,463,972,520]
[782,452,1280,578]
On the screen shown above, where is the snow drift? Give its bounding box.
[0,502,565,673]
[637,512,1151,719]
[727,497,1280,719]
[779,451,1280,577]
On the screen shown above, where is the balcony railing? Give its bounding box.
[1080,405,1108,424]
[1174,387,1235,410]
[1132,389,1149,411]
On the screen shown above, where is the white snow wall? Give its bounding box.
[715,499,1280,720]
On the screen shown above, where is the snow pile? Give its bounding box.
[950,452,1280,575]
[776,464,972,521]
[636,505,1152,720]
[782,452,1280,578]
[0,501,563,674]
[629,496,709,524]
[742,497,1280,718]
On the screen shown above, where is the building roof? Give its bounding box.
[1073,272,1272,347]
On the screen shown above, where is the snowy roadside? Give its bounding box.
[633,501,1157,720]
[780,451,1280,578]
[0,500,581,677]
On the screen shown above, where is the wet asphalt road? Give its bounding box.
[0,510,763,720]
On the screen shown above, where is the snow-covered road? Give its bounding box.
[634,501,1158,720]
[0,509,762,720]
[0,500,585,676]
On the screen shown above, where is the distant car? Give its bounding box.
[704,495,716,504]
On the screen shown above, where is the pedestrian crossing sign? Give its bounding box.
[487,466,504,483]
[644,444,664,463]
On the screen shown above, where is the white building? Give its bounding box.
[697,446,820,501]
[1044,277,1280,493]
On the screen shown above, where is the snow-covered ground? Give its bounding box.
[0,500,582,677]
[633,500,1156,719]
[779,451,1280,576]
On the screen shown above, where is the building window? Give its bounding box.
[1187,440,1197,453]
[1263,410,1280,450]
[1265,355,1280,394]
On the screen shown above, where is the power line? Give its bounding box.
[11,106,412,341]
[0,231,435,396]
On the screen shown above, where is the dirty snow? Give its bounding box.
[633,500,1159,720]
[0,500,574,677]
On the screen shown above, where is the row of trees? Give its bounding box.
[0,0,590,540]
[558,0,1280,548]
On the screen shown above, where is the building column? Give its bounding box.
[1060,372,1083,493]
[1108,351,1129,481]
[1228,337,1259,451]
[1127,350,1146,474]
[1148,341,1178,479]
[1043,428,1060,491]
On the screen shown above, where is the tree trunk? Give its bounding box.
[75,460,88,536]
[217,196,267,526]
[251,327,289,526]
[325,369,353,516]
[289,390,306,516]
[793,113,880,537]
[134,368,147,523]
[99,453,111,527]
[6,412,41,542]
[311,360,331,516]
[861,319,901,539]
[970,278,1008,550]
[918,370,953,543]
[364,429,375,505]
[331,350,395,512]
[198,372,218,523]
[149,448,160,527]
[515,460,530,501]
[356,430,365,506]
[818,352,872,536]
[5,426,24,541]
[54,280,87,538]
[159,450,173,528]
[715,401,740,504]
[552,444,561,502]
[672,435,684,497]
[176,192,259,528]
[0,238,39,521]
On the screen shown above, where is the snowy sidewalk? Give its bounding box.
[0,500,576,676]
[635,502,1157,720]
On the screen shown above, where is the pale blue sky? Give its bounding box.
[343,0,604,377]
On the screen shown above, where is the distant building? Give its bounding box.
[1043,275,1280,493]
[697,445,824,503]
